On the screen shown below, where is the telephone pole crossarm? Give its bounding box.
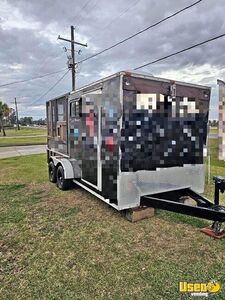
[73,41,87,47]
[58,35,87,47]
[58,26,88,91]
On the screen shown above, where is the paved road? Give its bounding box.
[0,145,46,159]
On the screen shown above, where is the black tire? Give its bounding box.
[56,165,71,190]
[48,161,56,183]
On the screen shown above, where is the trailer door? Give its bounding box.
[70,89,102,191]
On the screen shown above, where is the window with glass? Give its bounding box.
[70,98,82,118]
[57,102,64,121]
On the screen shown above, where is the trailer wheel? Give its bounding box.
[56,165,71,190]
[48,161,56,183]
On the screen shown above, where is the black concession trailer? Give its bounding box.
[46,71,225,234]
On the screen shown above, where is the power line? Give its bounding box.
[75,0,97,25]
[0,0,203,91]
[31,70,70,106]
[133,32,225,70]
[0,68,68,88]
[93,0,142,40]
[77,0,203,64]
[37,50,66,74]
[77,0,94,14]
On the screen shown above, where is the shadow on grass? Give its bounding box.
[0,208,26,223]
[0,183,48,206]
[156,209,210,229]
[0,183,26,192]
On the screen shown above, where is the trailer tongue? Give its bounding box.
[141,176,225,237]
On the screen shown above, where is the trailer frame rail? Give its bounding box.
[141,176,225,225]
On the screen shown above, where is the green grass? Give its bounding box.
[0,154,47,184]
[0,136,46,147]
[1,127,47,137]
[0,127,47,147]
[209,127,218,134]
[0,141,225,299]
[204,138,225,202]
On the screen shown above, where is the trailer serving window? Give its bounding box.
[47,102,51,136]
[56,100,67,141]
[51,101,56,137]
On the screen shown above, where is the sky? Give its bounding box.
[0,0,225,120]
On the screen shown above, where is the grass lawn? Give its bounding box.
[0,127,47,147]
[209,127,218,134]
[0,140,225,299]
[0,136,46,147]
[1,127,47,137]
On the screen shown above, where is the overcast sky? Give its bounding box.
[0,0,225,119]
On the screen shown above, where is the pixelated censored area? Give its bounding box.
[218,80,225,160]
[100,78,121,201]
[120,76,210,172]
[69,93,98,186]
[69,77,121,200]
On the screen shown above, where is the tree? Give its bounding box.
[33,118,46,126]
[19,117,33,126]
[9,108,17,125]
[212,120,218,127]
[0,101,10,136]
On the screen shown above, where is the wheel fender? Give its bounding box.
[51,157,74,179]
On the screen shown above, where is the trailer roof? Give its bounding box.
[70,70,211,95]
[46,92,70,104]
[47,71,211,102]
[125,71,211,89]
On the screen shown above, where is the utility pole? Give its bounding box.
[11,98,20,130]
[14,97,20,130]
[71,26,75,91]
[58,25,88,90]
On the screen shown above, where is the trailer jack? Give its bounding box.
[200,176,225,239]
[140,176,225,239]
